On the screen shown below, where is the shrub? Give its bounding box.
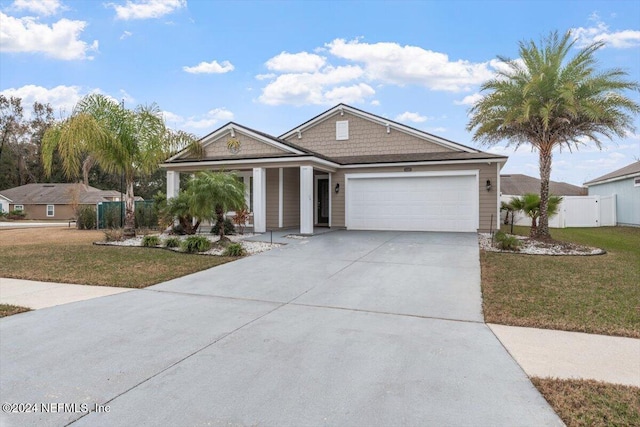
[232,207,250,235]
[0,211,7,219]
[211,218,235,236]
[223,242,246,257]
[102,203,122,229]
[76,205,96,230]
[7,209,26,220]
[104,228,124,242]
[164,237,180,248]
[181,236,211,253]
[141,235,161,247]
[494,231,520,251]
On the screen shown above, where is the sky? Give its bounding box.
[1,0,639,186]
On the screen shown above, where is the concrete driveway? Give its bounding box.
[0,231,561,426]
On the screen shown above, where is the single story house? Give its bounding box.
[500,174,586,197]
[500,174,588,228]
[0,183,125,220]
[584,161,640,226]
[163,104,507,234]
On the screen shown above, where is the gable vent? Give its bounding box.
[336,120,349,141]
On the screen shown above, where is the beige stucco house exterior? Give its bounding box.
[162,104,508,234]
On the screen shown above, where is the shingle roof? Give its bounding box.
[500,174,586,196]
[583,161,640,186]
[0,183,128,205]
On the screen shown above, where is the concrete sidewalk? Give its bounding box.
[0,278,134,309]
[3,278,638,389]
[489,323,640,387]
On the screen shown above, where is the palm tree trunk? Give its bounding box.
[216,205,227,241]
[123,179,136,237]
[536,148,552,239]
[82,156,95,186]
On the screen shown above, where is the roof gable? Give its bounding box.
[280,104,481,154]
[0,183,124,204]
[168,122,305,162]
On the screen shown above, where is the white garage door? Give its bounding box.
[346,173,478,232]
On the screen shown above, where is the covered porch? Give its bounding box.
[165,159,338,235]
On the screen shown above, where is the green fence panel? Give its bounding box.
[97,201,156,229]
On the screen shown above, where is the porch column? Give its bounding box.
[300,166,314,235]
[166,171,180,199]
[253,167,266,233]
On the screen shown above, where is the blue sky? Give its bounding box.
[1,0,639,186]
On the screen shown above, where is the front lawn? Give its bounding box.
[531,378,640,427]
[0,228,234,288]
[481,226,640,338]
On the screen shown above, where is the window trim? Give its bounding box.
[634,177,640,187]
[14,204,24,211]
[46,204,55,217]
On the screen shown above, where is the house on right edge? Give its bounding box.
[584,161,640,227]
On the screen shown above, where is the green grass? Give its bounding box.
[0,228,234,288]
[532,378,640,427]
[481,226,640,338]
[0,304,31,318]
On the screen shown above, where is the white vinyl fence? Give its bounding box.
[501,194,617,228]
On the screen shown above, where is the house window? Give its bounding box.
[14,205,24,211]
[336,120,349,140]
[634,177,640,187]
[47,205,55,217]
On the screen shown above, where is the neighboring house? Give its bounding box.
[500,174,587,228]
[0,194,11,213]
[501,174,587,197]
[584,161,640,226]
[0,183,126,220]
[163,104,508,233]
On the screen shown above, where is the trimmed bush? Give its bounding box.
[164,237,180,248]
[141,235,161,247]
[181,236,211,253]
[211,218,235,236]
[223,242,246,257]
[495,231,521,251]
[76,205,96,230]
[7,209,26,220]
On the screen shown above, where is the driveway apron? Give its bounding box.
[0,230,562,426]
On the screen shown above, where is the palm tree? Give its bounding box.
[187,171,245,241]
[42,94,201,237]
[467,30,639,239]
[509,193,563,237]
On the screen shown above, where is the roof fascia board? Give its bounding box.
[280,104,479,153]
[584,171,640,186]
[340,158,508,168]
[162,155,339,170]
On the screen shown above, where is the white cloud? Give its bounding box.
[120,30,133,40]
[326,38,494,92]
[427,127,447,133]
[118,89,135,105]
[454,92,483,106]
[108,0,186,20]
[265,51,326,73]
[370,100,380,106]
[0,84,85,117]
[0,12,98,60]
[395,111,429,123]
[183,60,234,74]
[162,108,233,132]
[258,65,367,106]
[572,15,640,49]
[12,0,64,16]
[255,73,276,81]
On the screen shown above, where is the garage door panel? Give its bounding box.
[347,175,477,232]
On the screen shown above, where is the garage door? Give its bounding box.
[346,173,478,232]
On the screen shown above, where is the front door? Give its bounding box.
[317,178,329,225]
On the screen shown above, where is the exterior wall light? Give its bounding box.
[486,179,492,192]
[335,183,340,194]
